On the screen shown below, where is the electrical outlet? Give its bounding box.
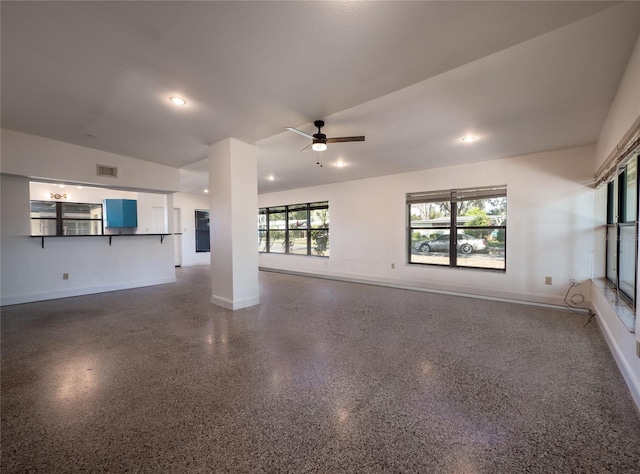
[62,273,69,280]
[545,276,552,285]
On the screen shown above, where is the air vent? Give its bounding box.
[97,164,118,178]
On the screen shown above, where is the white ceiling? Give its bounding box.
[2,1,639,195]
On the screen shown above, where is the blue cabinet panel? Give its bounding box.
[104,199,138,228]
[122,199,138,227]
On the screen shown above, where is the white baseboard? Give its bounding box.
[178,262,211,268]
[259,266,589,313]
[211,294,260,310]
[0,277,177,306]
[590,282,640,413]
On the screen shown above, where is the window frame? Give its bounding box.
[605,147,638,308]
[407,186,507,271]
[194,209,210,253]
[30,200,104,236]
[259,201,329,257]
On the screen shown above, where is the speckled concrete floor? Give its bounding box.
[2,267,639,473]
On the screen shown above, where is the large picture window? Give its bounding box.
[408,186,506,271]
[259,202,329,256]
[605,145,638,307]
[30,201,103,236]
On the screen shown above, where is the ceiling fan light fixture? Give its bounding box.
[286,120,364,155]
[312,142,327,152]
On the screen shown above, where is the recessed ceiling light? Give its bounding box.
[170,96,187,106]
[204,189,209,193]
[335,161,346,167]
[267,175,275,181]
[461,135,476,143]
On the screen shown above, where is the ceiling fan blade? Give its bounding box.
[300,143,312,153]
[326,136,365,143]
[286,127,314,140]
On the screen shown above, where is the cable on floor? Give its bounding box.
[562,281,597,326]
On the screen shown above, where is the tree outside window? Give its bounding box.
[259,202,329,257]
[408,187,506,271]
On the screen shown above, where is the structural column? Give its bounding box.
[208,138,259,310]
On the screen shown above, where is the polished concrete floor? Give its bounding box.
[2,266,640,473]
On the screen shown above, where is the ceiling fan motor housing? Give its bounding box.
[313,120,327,143]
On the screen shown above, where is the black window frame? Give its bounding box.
[30,200,104,236]
[195,209,210,253]
[259,201,329,257]
[605,146,638,308]
[407,186,507,271]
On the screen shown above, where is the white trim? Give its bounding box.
[590,281,640,412]
[596,313,640,411]
[179,262,210,268]
[259,267,590,313]
[0,277,177,306]
[210,294,260,311]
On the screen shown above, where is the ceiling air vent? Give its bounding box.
[97,164,118,178]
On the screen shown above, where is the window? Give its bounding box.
[408,186,506,270]
[30,201,103,236]
[259,202,329,256]
[195,210,210,252]
[605,146,638,307]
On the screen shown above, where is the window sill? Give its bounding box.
[259,251,329,258]
[407,261,506,273]
[592,278,636,333]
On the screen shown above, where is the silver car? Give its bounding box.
[414,233,487,254]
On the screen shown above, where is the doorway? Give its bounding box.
[173,208,182,267]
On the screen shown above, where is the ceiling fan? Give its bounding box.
[286,120,365,152]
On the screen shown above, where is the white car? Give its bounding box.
[414,233,487,254]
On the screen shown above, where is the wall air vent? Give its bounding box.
[97,164,118,178]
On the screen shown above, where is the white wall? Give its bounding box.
[596,34,640,169]
[1,129,180,192]
[173,192,211,267]
[29,182,169,235]
[29,182,137,202]
[136,192,168,234]
[260,145,595,308]
[1,176,177,306]
[592,32,640,410]
[0,130,182,306]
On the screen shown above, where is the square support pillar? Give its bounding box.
[209,138,259,310]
